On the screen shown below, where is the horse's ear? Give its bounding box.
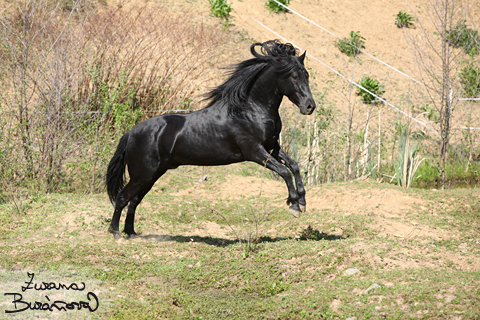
[299,51,306,64]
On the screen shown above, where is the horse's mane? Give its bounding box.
[204,40,299,113]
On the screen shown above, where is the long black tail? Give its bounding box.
[106,132,129,205]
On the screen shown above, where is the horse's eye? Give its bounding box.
[292,74,298,80]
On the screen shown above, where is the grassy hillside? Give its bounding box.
[1,164,480,318]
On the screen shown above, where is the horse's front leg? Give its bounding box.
[248,148,302,218]
[276,147,307,212]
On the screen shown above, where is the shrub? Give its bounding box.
[395,11,415,28]
[459,64,480,97]
[416,104,439,122]
[334,31,365,57]
[265,0,290,13]
[356,76,385,104]
[447,22,480,56]
[0,0,226,195]
[209,0,232,19]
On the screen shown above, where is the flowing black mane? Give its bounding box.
[204,40,299,112]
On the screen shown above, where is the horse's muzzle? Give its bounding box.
[300,99,316,115]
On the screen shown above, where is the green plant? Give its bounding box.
[459,64,480,97]
[299,225,324,240]
[447,22,480,56]
[334,31,365,57]
[265,0,290,13]
[416,104,439,121]
[209,0,232,19]
[395,11,415,28]
[395,129,425,188]
[356,76,385,104]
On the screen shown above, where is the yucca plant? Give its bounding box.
[334,31,365,57]
[395,129,424,188]
[356,76,385,104]
[395,11,415,28]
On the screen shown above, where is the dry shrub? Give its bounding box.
[0,0,227,204]
[79,2,225,117]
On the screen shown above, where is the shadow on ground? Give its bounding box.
[135,231,345,247]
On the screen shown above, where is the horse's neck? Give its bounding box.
[249,68,283,116]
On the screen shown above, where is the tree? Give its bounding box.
[403,0,479,188]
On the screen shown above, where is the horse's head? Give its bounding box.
[276,51,316,115]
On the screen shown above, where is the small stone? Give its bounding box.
[194,175,208,184]
[345,268,360,275]
[346,317,357,320]
[365,283,381,294]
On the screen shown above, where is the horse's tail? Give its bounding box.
[106,132,129,205]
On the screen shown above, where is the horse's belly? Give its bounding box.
[168,136,244,166]
[171,145,244,166]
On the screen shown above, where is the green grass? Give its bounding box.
[1,166,480,319]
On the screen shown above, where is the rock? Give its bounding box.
[365,283,381,294]
[12,265,21,271]
[194,175,208,184]
[346,317,357,320]
[345,268,360,275]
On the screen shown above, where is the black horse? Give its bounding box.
[106,40,316,239]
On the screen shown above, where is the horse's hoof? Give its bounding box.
[113,232,122,240]
[299,199,306,212]
[127,233,137,240]
[289,203,301,218]
[108,226,118,234]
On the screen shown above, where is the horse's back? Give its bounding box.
[126,110,244,167]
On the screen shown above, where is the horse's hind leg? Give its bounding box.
[120,168,167,239]
[123,179,158,238]
[109,181,145,239]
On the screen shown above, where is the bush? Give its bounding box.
[209,0,232,19]
[459,64,480,97]
[334,31,365,57]
[447,22,480,56]
[265,0,290,13]
[356,76,385,104]
[395,11,415,28]
[0,0,226,196]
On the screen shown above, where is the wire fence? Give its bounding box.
[234,1,480,187]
